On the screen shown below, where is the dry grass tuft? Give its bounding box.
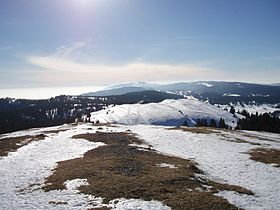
[169,126,222,134]
[43,129,69,134]
[48,201,68,205]
[171,127,264,146]
[0,134,46,156]
[44,132,253,210]
[248,148,280,167]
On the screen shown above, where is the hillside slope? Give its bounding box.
[90,98,237,127]
[0,91,182,134]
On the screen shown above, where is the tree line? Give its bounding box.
[236,110,280,133]
[182,117,229,129]
[181,109,280,134]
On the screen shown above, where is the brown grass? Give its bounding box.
[43,129,69,134]
[248,148,280,167]
[234,138,261,146]
[241,133,279,143]
[0,134,46,156]
[170,127,263,146]
[89,207,111,210]
[217,134,262,146]
[44,132,253,210]
[89,123,114,127]
[48,201,68,205]
[169,126,222,134]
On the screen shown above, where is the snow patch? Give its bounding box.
[64,179,89,192]
[223,93,241,97]
[219,103,280,115]
[198,82,213,87]
[128,125,280,210]
[157,163,178,169]
[108,198,171,210]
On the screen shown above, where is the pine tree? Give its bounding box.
[203,119,208,127]
[210,119,217,128]
[230,106,236,115]
[182,120,188,126]
[218,118,226,128]
[196,118,202,127]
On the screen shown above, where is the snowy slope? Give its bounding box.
[1,123,280,209]
[128,125,280,210]
[90,98,237,127]
[0,124,170,210]
[217,103,280,115]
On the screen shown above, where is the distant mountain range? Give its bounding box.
[82,81,280,104]
[82,86,148,97]
[270,83,280,86]
[1,81,280,134]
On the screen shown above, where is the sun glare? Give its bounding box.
[73,0,96,7]
[79,0,92,5]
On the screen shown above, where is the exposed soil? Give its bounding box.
[0,134,46,156]
[169,126,222,134]
[170,127,263,146]
[218,134,262,146]
[242,134,279,143]
[230,138,261,146]
[90,207,111,210]
[44,132,253,210]
[89,123,114,127]
[248,148,280,167]
[48,201,68,205]
[43,129,69,134]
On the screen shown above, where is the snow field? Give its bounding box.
[128,125,280,210]
[0,124,171,210]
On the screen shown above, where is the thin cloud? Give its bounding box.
[261,56,280,60]
[54,42,87,57]
[0,46,17,50]
[27,55,216,76]
[26,58,218,86]
[17,40,280,87]
[175,36,202,39]
[25,42,220,86]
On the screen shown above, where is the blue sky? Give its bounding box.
[0,0,280,89]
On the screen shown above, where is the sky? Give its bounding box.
[0,0,280,94]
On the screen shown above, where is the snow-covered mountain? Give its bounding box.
[270,83,280,86]
[82,86,148,97]
[90,98,237,127]
[82,81,280,104]
[103,81,160,90]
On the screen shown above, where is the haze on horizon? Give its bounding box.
[1,0,280,93]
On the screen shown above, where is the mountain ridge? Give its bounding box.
[82,81,280,104]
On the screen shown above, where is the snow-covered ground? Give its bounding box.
[0,124,170,210]
[128,125,280,210]
[90,98,237,127]
[218,103,280,115]
[0,124,104,210]
[1,123,280,210]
